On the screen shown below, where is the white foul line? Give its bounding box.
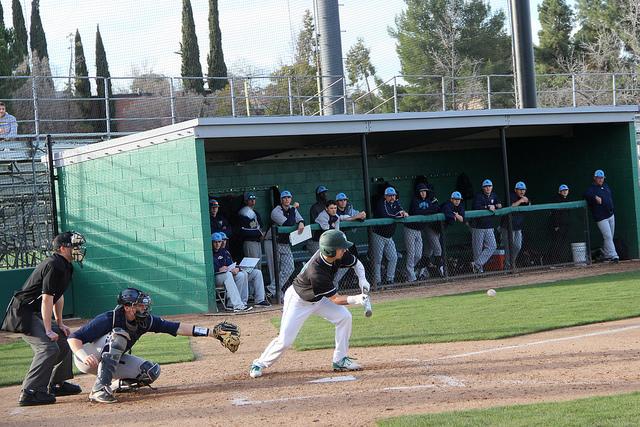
[431,323,640,361]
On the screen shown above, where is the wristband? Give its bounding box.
[193,326,210,337]
[75,349,89,363]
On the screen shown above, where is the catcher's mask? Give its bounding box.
[319,230,353,257]
[117,288,152,321]
[53,231,87,265]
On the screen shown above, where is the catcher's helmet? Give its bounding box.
[117,288,152,321]
[53,231,87,264]
[319,230,353,257]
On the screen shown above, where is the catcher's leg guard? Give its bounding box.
[115,360,161,392]
[93,328,130,393]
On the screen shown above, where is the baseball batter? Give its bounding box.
[249,230,371,378]
[68,288,240,403]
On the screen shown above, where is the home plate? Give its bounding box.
[308,375,357,383]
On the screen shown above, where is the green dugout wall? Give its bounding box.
[50,107,640,317]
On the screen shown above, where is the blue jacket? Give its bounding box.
[471,191,501,229]
[210,212,232,238]
[441,201,465,227]
[213,248,234,273]
[373,198,405,238]
[237,206,263,242]
[406,196,440,230]
[501,191,529,231]
[583,183,614,221]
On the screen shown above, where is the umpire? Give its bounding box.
[1,231,86,406]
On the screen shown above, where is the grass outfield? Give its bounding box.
[377,391,640,426]
[274,270,640,351]
[0,333,194,387]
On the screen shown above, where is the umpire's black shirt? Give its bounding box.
[18,253,73,311]
[292,251,357,302]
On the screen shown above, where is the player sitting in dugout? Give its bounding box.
[68,288,240,404]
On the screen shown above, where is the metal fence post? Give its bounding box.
[31,76,40,137]
[612,73,617,106]
[584,206,592,265]
[287,77,294,116]
[487,75,492,109]
[244,79,251,116]
[393,76,399,113]
[169,77,176,124]
[342,77,348,114]
[229,78,237,117]
[571,74,577,107]
[441,76,446,111]
[272,224,281,303]
[104,77,112,138]
[440,221,449,279]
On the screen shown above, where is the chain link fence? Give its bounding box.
[263,201,590,302]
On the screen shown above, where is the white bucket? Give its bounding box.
[571,242,587,264]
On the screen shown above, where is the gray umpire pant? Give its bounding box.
[21,313,74,393]
[597,215,618,259]
[471,228,497,268]
[371,232,398,284]
[403,228,422,281]
[500,228,523,268]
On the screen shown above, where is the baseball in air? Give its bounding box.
[487,289,497,297]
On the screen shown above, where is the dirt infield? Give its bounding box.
[2,262,640,426]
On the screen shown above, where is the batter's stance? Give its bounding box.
[250,230,371,378]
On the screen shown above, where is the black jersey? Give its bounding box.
[292,251,357,302]
[17,253,73,310]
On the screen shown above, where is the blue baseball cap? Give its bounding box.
[336,192,348,201]
[209,199,219,207]
[280,190,292,198]
[316,185,328,194]
[482,179,493,187]
[514,181,527,190]
[211,232,223,242]
[451,191,462,200]
[558,184,569,192]
[244,191,256,201]
[594,169,605,178]
[219,232,228,240]
[384,187,397,196]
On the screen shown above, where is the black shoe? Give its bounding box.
[256,300,271,307]
[49,381,82,397]
[18,389,56,406]
[610,257,620,264]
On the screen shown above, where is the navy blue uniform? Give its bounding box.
[441,201,465,227]
[210,212,232,237]
[501,191,529,230]
[471,191,501,229]
[373,199,405,237]
[406,196,440,230]
[583,183,614,221]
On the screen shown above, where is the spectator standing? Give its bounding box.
[0,102,18,140]
[237,192,265,259]
[500,181,530,269]
[470,179,502,273]
[371,187,408,286]
[584,170,619,263]
[405,183,439,281]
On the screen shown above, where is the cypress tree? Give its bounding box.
[29,0,48,61]
[180,0,204,94]
[74,29,90,97]
[536,0,574,73]
[206,0,227,91]
[0,1,3,24]
[11,0,28,68]
[95,25,114,132]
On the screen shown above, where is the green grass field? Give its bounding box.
[0,333,194,387]
[378,391,640,426]
[275,271,640,351]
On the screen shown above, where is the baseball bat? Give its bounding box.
[363,291,372,318]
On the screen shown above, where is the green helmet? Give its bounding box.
[319,230,353,256]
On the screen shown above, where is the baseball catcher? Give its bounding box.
[67,288,240,403]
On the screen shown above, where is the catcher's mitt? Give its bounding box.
[211,321,241,353]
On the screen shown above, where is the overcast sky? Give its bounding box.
[0,0,543,83]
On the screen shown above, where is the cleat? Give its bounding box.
[18,389,56,406]
[256,300,271,307]
[332,356,362,372]
[49,381,81,397]
[249,364,263,378]
[234,305,253,313]
[89,387,117,404]
[610,257,620,264]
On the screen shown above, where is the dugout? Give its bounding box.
[48,106,640,317]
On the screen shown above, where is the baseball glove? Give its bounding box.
[211,321,241,353]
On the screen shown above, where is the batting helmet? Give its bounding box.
[117,288,152,321]
[319,230,353,257]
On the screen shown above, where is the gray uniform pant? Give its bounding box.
[403,228,422,281]
[216,271,248,309]
[501,228,523,268]
[422,227,442,258]
[21,313,73,392]
[471,228,497,268]
[74,334,148,380]
[265,242,295,294]
[597,215,618,259]
[243,241,262,259]
[371,233,398,284]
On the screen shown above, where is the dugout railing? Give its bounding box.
[270,201,591,301]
